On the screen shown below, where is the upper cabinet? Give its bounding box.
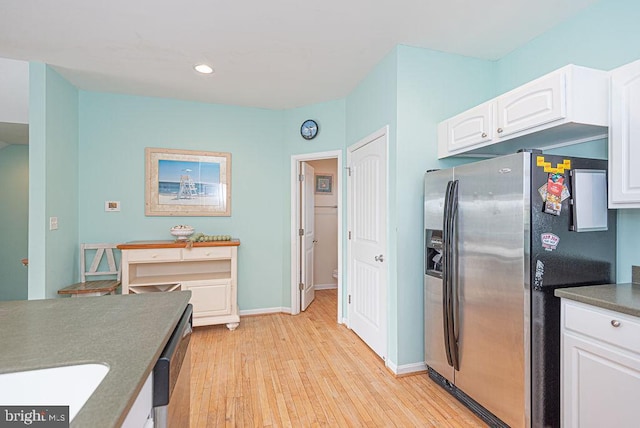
[437,101,494,154]
[609,60,640,209]
[438,65,609,159]
[495,69,566,138]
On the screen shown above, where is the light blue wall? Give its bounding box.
[28,64,79,299]
[345,47,400,362]
[78,92,287,310]
[343,46,496,367]
[0,144,29,300]
[496,0,640,93]
[78,93,346,311]
[495,0,640,282]
[395,46,496,365]
[281,99,346,306]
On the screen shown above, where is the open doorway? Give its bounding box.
[290,150,342,323]
[0,138,28,301]
[0,57,29,301]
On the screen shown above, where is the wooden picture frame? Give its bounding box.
[145,147,231,216]
[315,173,333,194]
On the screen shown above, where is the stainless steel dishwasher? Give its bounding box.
[153,304,192,428]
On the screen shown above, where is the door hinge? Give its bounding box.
[298,174,304,182]
[299,228,304,236]
[348,231,351,240]
[348,294,351,304]
[299,282,304,291]
[345,166,352,176]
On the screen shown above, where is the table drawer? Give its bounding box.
[564,300,640,354]
[182,246,232,260]
[126,248,182,263]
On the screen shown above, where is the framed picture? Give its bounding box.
[145,148,231,216]
[315,173,333,194]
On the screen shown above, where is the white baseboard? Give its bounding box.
[315,283,337,290]
[239,307,291,316]
[385,361,428,376]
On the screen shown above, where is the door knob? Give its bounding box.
[374,255,384,262]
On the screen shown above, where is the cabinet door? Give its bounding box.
[609,59,640,208]
[496,69,566,138]
[563,333,640,428]
[184,280,232,317]
[445,101,494,153]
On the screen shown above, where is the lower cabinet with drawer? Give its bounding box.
[560,299,640,428]
[118,240,240,330]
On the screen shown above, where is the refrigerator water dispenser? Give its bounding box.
[425,229,443,277]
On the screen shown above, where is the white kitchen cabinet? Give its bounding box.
[609,60,640,208]
[560,299,640,428]
[438,101,494,157]
[438,65,609,158]
[119,241,240,330]
[121,372,153,428]
[495,68,566,138]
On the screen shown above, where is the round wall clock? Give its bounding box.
[300,119,319,140]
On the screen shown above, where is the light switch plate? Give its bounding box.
[49,217,58,230]
[105,201,121,212]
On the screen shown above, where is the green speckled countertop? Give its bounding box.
[0,291,191,427]
[555,283,640,318]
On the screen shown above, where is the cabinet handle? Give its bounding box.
[611,320,621,327]
[497,128,503,133]
[481,132,487,138]
[151,254,158,259]
[205,252,212,256]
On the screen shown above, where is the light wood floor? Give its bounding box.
[190,289,485,427]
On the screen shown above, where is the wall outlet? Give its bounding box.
[105,201,121,212]
[49,217,58,230]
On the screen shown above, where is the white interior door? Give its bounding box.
[300,162,316,311]
[347,128,387,359]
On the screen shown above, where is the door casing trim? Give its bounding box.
[290,150,343,322]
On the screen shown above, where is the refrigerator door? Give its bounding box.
[530,154,616,289]
[452,153,529,428]
[529,154,616,427]
[424,168,455,383]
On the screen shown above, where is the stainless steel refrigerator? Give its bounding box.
[424,151,616,427]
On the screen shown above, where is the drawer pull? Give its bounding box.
[611,320,621,327]
[205,252,212,256]
[481,132,487,138]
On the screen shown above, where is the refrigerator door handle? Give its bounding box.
[442,180,454,368]
[448,179,460,371]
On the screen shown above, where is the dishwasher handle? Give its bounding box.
[153,304,193,407]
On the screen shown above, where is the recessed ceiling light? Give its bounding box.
[194,64,214,74]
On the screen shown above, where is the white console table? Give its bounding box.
[118,240,240,330]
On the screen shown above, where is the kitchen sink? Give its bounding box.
[0,363,109,421]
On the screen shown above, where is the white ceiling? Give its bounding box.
[0,0,598,110]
